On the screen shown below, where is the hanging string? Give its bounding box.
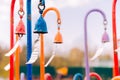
[19,0,23,11]
[18,0,24,19]
[40,0,45,5]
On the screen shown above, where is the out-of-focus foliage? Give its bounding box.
[0,46,9,78]
[19,45,113,67]
[50,55,69,68]
[68,47,84,67]
[20,45,26,65]
[0,44,113,78]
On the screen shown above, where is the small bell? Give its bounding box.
[15,19,25,35]
[33,15,48,34]
[54,27,63,44]
[102,31,109,43]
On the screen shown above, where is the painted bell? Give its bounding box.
[33,15,48,34]
[15,19,25,35]
[54,28,63,44]
[102,31,109,43]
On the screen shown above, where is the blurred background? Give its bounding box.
[0,0,120,80]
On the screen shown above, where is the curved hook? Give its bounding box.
[85,9,107,22]
[111,76,120,80]
[84,9,107,80]
[42,7,62,67]
[42,7,61,24]
[19,0,23,11]
[73,73,83,80]
[45,73,53,80]
[39,7,62,80]
[84,72,102,80]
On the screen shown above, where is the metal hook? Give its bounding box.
[57,19,61,24]
[18,10,25,18]
[38,2,45,14]
[103,20,107,31]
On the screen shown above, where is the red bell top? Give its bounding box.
[15,19,25,35]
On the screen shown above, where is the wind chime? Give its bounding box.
[14,0,25,79]
[73,9,109,80]
[4,0,25,80]
[26,0,63,80]
[83,9,109,80]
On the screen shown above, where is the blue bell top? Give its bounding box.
[34,15,48,34]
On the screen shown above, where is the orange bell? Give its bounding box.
[54,28,63,44]
[15,19,25,35]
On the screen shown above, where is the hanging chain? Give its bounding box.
[38,0,45,14]
[18,10,25,19]
[17,0,25,37]
[103,19,107,31]
[18,0,25,19]
[57,19,61,31]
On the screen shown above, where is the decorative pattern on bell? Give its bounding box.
[15,19,25,35]
[33,15,48,34]
[102,31,109,43]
